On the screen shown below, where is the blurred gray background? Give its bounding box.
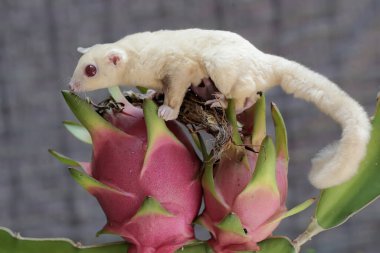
[0,0,379,252]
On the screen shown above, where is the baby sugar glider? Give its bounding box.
[69,28,371,189]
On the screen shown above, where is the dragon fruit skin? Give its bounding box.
[61,91,202,253]
[197,97,290,252]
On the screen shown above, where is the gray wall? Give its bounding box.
[0,0,379,252]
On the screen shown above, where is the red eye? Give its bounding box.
[85,64,97,77]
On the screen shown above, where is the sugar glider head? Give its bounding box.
[69,44,129,92]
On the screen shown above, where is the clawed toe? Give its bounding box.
[158,105,179,121]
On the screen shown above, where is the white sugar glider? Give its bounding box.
[69,28,371,189]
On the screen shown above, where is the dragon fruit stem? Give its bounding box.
[293,217,324,252]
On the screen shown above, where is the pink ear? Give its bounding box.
[106,48,127,66]
[108,54,121,65]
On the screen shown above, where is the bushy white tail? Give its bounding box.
[269,55,371,189]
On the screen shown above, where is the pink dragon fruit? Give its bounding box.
[196,96,310,252]
[58,90,202,253]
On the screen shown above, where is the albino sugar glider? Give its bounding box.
[69,28,371,189]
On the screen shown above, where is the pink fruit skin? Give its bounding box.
[200,145,288,253]
[87,103,202,253]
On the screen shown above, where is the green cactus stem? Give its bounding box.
[0,226,128,253]
[0,226,296,253]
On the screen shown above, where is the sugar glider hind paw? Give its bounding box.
[205,93,228,108]
[158,105,179,121]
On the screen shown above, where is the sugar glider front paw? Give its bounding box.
[158,105,179,121]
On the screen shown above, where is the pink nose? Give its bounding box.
[68,80,80,92]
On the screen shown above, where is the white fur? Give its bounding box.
[269,55,371,188]
[77,47,90,54]
[70,29,371,189]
